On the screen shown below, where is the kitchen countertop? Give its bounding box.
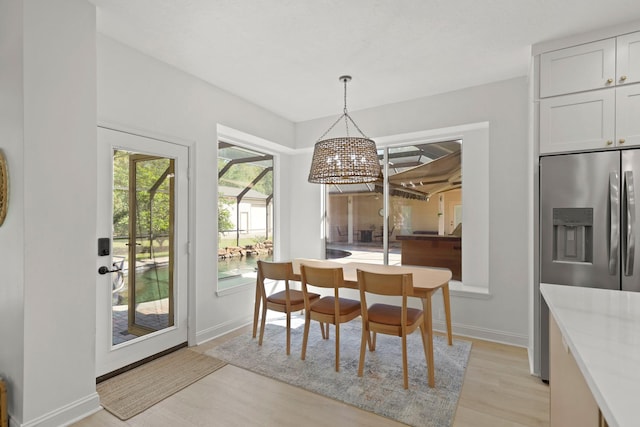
[540,283,640,427]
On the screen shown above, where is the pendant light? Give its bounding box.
[307,76,381,184]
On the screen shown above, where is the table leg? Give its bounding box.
[422,294,435,388]
[442,283,453,346]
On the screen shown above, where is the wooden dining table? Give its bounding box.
[290,258,453,388]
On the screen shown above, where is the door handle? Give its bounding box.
[625,171,635,276]
[610,171,620,275]
[98,265,122,275]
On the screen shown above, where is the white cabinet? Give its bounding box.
[540,31,640,98]
[616,31,640,85]
[540,39,616,98]
[540,90,615,154]
[539,31,640,154]
[616,84,640,147]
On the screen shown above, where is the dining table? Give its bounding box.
[290,258,453,388]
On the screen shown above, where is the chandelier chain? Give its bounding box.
[315,76,369,142]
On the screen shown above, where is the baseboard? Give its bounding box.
[18,392,100,427]
[527,346,539,376]
[432,319,529,348]
[195,316,253,345]
[198,316,529,348]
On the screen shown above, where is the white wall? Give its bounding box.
[293,77,532,346]
[0,0,100,425]
[97,36,296,345]
[0,0,27,421]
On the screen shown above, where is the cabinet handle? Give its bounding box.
[607,140,614,146]
[607,78,614,84]
[620,75,628,82]
[620,139,626,144]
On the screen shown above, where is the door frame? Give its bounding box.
[95,123,196,377]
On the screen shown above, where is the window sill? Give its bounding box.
[216,277,255,297]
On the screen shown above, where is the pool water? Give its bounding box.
[114,255,272,304]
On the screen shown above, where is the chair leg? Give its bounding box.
[252,288,260,339]
[301,314,311,360]
[370,331,377,351]
[418,324,430,387]
[324,322,330,340]
[258,304,268,346]
[402,333,409,389]
[318,322,326,339]
[334,323,340,372]
[286,312,291,355]
[358,324,368,377]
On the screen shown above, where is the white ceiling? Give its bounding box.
[89,0,640,122]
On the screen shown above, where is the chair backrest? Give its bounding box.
[299,264,346,307]
[357,269,414,328]
[356,269,413,297]
[257,260,294,282]
[299,264,345,290]
[257,261,294,300]
[357,270,412,313]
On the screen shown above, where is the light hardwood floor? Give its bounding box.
[74,327,549,427]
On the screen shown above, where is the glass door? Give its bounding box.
[121,153,174,339]
[96,127,189,377]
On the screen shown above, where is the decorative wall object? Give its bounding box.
[0,150,7,226]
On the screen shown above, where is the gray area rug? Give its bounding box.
[206,317,471,427]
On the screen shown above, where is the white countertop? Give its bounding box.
[541,283,640,427]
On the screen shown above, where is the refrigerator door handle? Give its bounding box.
[625,171,635,276]
[610,171,620,275]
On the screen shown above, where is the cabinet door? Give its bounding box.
[540,39,616,98]
[549,315,600,427]
[540,90,615,154]
[616,31,640,85]
[616,85,640,147]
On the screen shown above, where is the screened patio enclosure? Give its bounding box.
[217,141,274,284]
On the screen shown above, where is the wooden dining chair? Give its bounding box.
[299,264,363,372]
[252,260,322,355]
[356,269,429,389]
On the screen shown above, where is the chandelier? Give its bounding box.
[307,76,381,184]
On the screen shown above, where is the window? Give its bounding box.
[325,140,462,276]
[218,141,274,290]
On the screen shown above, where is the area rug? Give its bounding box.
[96,348,227,420]
[206,317,471,427]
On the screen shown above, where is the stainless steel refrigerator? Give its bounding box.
[539,150,640,381]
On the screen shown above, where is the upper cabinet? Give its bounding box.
[616,84,640,147]
[540,90,615,153]
[540,31,640,98]
[538,30,640,154]
[540,39,615,98]
[616,31,640,86]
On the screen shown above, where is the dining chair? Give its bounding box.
[253,260,323,355]
[356,269,429,389]
[299,264,363,372]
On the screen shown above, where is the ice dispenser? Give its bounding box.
[552,208,593,263]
